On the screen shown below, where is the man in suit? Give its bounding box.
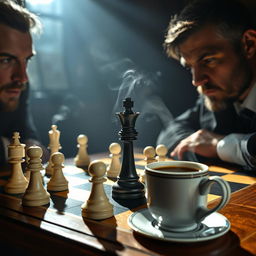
[157,0,256,170]
[0,0,48,164]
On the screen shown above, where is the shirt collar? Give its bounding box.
[234,83,256,113]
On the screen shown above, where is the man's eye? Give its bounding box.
[203,57,216,65]
[0,57,15,65]
[0,57,11,63]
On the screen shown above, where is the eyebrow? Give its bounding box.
[0,52,35,61]
[196,45,223,61]
[197,50,218,62]
[180,46,222,69]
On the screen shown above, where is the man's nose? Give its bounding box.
[191,67,208,87]
[12,62,28,84]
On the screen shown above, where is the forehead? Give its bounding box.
[178,25,232,62]
[0,24,33,56]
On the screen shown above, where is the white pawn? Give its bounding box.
[143,146,156,164]
[81,160,113,220]
[74,134,90,170]
[107,142,121,179]
[25,149,45,185]
[47,152,68,192]
[4,132,28,194]
[22,146,50,207]
[156,144,168,162]
[45,125,61,177]
[141,146,156,183]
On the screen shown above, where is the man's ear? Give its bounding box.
[242,29,256,58]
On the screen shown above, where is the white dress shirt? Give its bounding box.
[217,83,256,168]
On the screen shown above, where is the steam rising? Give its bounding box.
[112,65,173,128]
[52,94,85,125]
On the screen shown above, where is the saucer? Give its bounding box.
[128,208,230,243]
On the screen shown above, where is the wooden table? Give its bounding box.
[0,155,255,256]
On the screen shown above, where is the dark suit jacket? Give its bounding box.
[0,85,38,164]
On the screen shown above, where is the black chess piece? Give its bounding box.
[112,98,145,200]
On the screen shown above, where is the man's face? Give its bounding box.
[0,24,33,112]
[178,25,252,111]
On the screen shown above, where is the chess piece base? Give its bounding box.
[81,207,113,220]
[4,178,28,194]
[81,200,113,220]
[75,164,89,171]
[4,185,27,194]
[112,180,145,200]
[22,197,50,207]
[47,183,68,192]
[107,171,119,179]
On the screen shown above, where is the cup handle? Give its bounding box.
[196,176,231,222]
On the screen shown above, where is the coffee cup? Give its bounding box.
[145,161,231,232]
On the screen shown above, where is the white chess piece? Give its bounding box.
[81,160,113,220]
[24,150,31,182]
[22,146,50,206]
[47,152,68,192]
[4,132,28,194]
[143,146,156,164]
[156,144,168,162]
[141,146,156,183]
[107,142,121,179]
[45,125,61,176]
[74,134,90,170]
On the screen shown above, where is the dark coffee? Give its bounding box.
[153,166,200,172]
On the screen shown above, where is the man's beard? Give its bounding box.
[197,78,252,112]
[196,85,228,111]
[203,96,228,112]
[0,82,27,112]
[0,97,19,112]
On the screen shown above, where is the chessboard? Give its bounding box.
[1,151,255,231]
[0,150,256,256]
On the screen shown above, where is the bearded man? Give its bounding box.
[157,0,256,170]
[0,0,48,164]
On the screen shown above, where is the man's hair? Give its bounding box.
[0,0,41,33]
[164,0,254,60]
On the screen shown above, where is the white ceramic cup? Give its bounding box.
[145,161,231,232]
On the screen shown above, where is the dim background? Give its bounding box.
[23,0,255,157]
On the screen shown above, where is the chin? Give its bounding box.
[204,96,228,112]
[0,99,19,112]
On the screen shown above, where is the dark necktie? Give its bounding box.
[239,108,256,131]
